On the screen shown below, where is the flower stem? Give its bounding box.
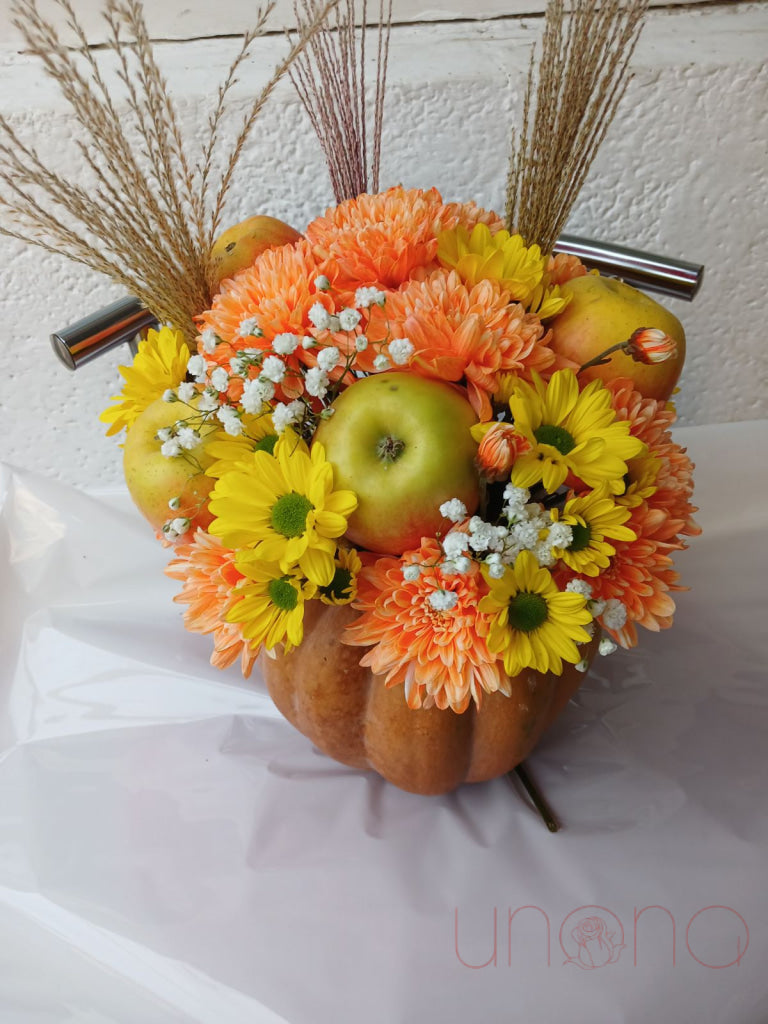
[511,762,560,832]
[577,340,628,373]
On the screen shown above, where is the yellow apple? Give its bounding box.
[123,397,218,534]
[210,215,302,287]
[549,275,686,401]
[313,373,481,555]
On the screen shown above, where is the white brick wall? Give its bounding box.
[1,1,766,487]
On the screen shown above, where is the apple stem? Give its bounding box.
[577,340,629,373]
[376,435,406,463]
[510,762,560,832]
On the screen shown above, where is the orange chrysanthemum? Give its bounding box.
[165,529,257,677]
[364,268,555,419]
[305,187,505,293]
[472,421,531,480]
[343,539,507,712]
[197,238,325,360]
[546,252,588,287]
[569,378,700,647]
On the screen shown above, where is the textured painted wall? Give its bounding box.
[0,2,766,488]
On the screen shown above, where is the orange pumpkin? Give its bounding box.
[261,600,599,795]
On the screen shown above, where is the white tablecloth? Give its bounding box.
[1,420,766,1023]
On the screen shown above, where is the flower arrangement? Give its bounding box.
[2,0,700,811]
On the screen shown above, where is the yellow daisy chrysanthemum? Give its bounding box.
[100,326,190,436]
[227,559,316,654]
[617,452,661,509]
[207,431,357,587]
[509,370,646,494]
[479,550,593,677]
[437,224,548,308]
[204,409,279,479]
[550,488,637,577]
[319,546,363,605]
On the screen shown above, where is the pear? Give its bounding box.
[210,215,301,287]
[549,275,686,401]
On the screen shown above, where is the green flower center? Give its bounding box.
[254,433,278,455]
[569,523,592,551]
[267,577,299,612]
[322,567,353,602]
[508,591,548,633]
[534,424,575,455]
[271,492,314,538]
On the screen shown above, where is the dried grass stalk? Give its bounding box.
[506,0,649,254]
[290,0,392,202]
[0,0,339,339]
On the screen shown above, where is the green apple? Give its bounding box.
[313,373,481,555]
[123,396,217,534]
[549,274,686,401]
[210,215,302,287]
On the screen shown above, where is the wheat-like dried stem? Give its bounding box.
[1,0,338,339]
[506,0,649,254]
[289,0,392,203]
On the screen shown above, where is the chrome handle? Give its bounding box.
[553,235,704,301]
[51,296,159,371]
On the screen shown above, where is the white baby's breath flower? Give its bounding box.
[301,335,316,349]
[187,353,206,379]
[453,555,472,574]
[156,427,171,442]
[338,308,361,331]
[487,562,506,579]
[272,332,301,355]
[402,564,422,582]
[238,316,262,338]
[388,338,414,365]
[314,274,331,291]
[355,286,386,309]
[272,400,305,433]
[373,354,391,371]
[161,438,182,458]
[440,560,458,576]
[599,637,618,657]
[503,483,530,507]
[317,346,340,372]
[168,496,181,511]
[305,366,329,399]
[354,334,369,352]
[198,388,220,412]
[241,377,274,414]
[442,532,469,560]
[566,579,593,599]
[308,303,331,330]
[327,314,341,332]
[589,598,607,617]
[210,367,229,393]
[162,388,176,403]
[428,589,458,612]
[601,599,627,631]
[200,328,218,354]
[217,406,244,436]
[260,355,286,383]
[439,498,467,522]
[575,658,590,673]
[177,381,196,403]
[176,426,201,450]
[548,522,573,549]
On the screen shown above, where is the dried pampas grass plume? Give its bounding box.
[507,0,649,254]
[289,0,392,202]
[0,0,339,340]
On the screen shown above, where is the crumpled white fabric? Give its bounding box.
[1,420,766,1024]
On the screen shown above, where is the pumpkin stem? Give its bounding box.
[511,762,560,833]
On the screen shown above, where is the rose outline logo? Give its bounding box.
[560,906,626,969]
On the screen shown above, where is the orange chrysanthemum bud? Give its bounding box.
[473,421,531,481]
[625,328,678,365]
